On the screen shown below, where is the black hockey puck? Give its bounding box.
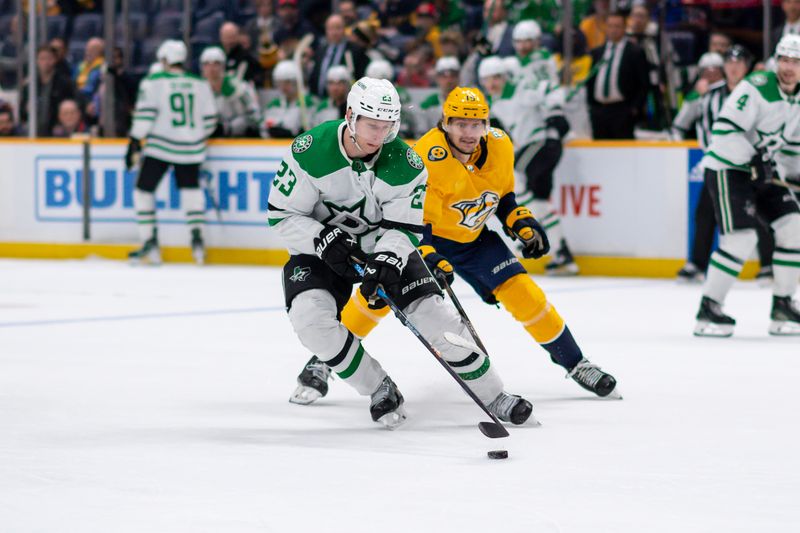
[487,450,508,459]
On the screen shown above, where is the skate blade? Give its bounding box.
[376,406,407,430]
[756,277,773,289]
[768,320,800,336]
[605,388,624,400]
[288,385,323,405]
[192,248,206,266]
[676,275,704,284]
[693,321,733,337]
[527,414,543,427]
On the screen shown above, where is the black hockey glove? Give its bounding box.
[360,251,404,305]
[419,245,454,286]
[314,226,367,281]
[504,206,550,259]
[125,137,141,171]
[750,147,776,183]
[545,115,570,141]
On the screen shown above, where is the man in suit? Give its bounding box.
[772,0,800,52]
[308,14,369,98]
[586,11,649,139]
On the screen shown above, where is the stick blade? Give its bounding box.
[479,421,510,439]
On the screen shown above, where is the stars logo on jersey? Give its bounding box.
[451,191,500,230]
[427,146,447,161]
[407,148,424,170]
[756,124,787,151]
[322,197,380,235]
[289,266,311,283]
[750,73,767,87]
[292,134,313,153]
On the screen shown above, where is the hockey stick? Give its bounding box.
[352,262,509,439]
[200,169,222,222]
[434,271,488,355]
[293,33,315,132]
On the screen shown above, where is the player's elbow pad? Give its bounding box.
[545,115,570,140]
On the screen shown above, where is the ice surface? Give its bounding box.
[0,259,798,533]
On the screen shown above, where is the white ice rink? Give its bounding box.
[0,258,798,533]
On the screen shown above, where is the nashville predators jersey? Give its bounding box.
[414,126,515,243]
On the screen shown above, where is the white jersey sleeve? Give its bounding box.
[705,81,761,170]
[130,78,157,140]
[671,94,702,139]
[373,166,427,261]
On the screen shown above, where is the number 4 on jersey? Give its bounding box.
[736,94,749,111]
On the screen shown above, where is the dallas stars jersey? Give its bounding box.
[414,126,515,244]
[131,71,218,164]
[518,49,558,86]
[311,98,345,127]
[260,94,316,139]
[267,120,428,260]
[672,80,729,150]
[506,76,566,148]
[417,91,446,138]
[703,71,800,178]
[487,83,518,134]
[213,75,261,136]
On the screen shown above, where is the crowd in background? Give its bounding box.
[0,0,797,140]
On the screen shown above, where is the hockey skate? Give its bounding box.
[488,392,539,426]
[567,359,622,399]
[768,295,800,336]
[676,262,704,283]
[128,234,162,265]
[190,228,206,265]
[694,296,735,337]
[545,241,579,276]
[289,356,332,405]
[755,265,773,288]
[370,376,407,429]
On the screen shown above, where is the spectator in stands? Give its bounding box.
[0,106,19,137]
[480,0,515,57]
[308,14,369,97]
[407,3,442,59]
[51,99,88,138]
[396,49,432,88]
[220,21,265,86]
[49,38,72,80]
[417,56,460,135]
[337,0,359,28]
[772,0,800,51]
[20,45,78,136]
[0,17,23,88]
[580,0,610,50]
[92,47,137,137]
[439,29,465,61]
[586,11,649,139]
[349,20,385,63]
[311,65,352,127]
[708,32,732,56]
[74,38,105,104]
[273,0,316,47]
[201,46,261,137]
[246,0,279,51]
[261,60,315,138]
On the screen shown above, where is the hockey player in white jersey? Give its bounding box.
[512,20,558,85]
[311,65,351,127]
[416,56,461,137]
[268,77,533,428]
[694,34,800,337]
[126,40,218,265]
[509,70,577,275]
[200,46,261,137]
[260,60,315,139]
[477,56,516,130]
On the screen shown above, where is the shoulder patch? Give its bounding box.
[292,134,313,153]
[428,145,448,161]
[750,73,767,87]
[489,127,505,139]
[407,148,424,170]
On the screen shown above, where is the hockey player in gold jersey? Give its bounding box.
[290,87,621,408]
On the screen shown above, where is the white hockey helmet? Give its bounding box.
[512,20,542,41]
[435,55,461,74]
[502,55,522,81]
[478,56,507,79]
[199,46,226,64]
[776,34,800,59]
[697,52,724,70]
[326,65,353,83]
[365,59,394,81]
[273,60,300,83]
[156,39,187,65]
[346,76,402,144]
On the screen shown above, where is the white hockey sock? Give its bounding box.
[773,248,800,297]
[405,294,503,403]
[703,249,744,303]
[133,189,156,242]
[182,188,206,234]
[529,200,565,251]
[324,332,387,396]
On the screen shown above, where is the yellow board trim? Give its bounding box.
[0,242,762,278]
